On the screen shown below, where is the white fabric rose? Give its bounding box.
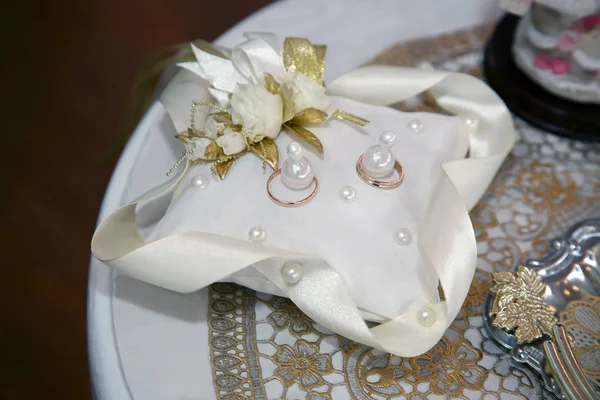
[202,115,222,139]
[231,83,283,141]
[285,71,331,113]
[188,137,212,161]
[216,128,247,155]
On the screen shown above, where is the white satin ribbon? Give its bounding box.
[179,36,287,90]
[231,38,287,83]
[327,65,515,209]
[91,35,516,356]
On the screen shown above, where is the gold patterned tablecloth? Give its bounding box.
[207,24,600,400]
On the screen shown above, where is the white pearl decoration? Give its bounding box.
[248,226,267,243]
[191,175,209,190]
[338,186,357,203]
[417,306,436,327]
[361,131,397,179]
[464,116,479,130]
[281,141,315,190]
[407,118,424,133]
[394,228,412,246]
[281,263,302,285]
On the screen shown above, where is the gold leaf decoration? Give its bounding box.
[279,88,296,123]
[283,37,325,86]
[492,271,517,285]
[204,141,223,159]
[489,266,558,344]
[213,112,233,124]
[331,110,369,126]
[249,137,279,170]
[190,158,204,167]
[224,122,243,132]
[264,73,281,93]
[291,108,328,126]
[217,150,244,164]
[519,266,546,297]
[313,45,327,77]
[215,121,243,138]
[284,124,324,157]
[175,128,206,143]
[214,158,236,180]
[264,73,296,122]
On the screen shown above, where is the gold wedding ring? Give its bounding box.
[356,155,405,189]
[267,169,319,207]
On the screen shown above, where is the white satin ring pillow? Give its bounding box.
[92,38,515,356]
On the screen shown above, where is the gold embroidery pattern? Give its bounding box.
[559,295,600,386]
[343,344,410,399]
[306,389,332,400]
[410,337,487,396]
[462,275,492,316]
[273,340,333,389]
[342,322,546,400]
[208,283,266,400]
[267,297,315,337]
[208,24,600,399]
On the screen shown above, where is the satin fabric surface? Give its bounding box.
[91,36,516,356]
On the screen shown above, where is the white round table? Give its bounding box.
[87,1,501,398]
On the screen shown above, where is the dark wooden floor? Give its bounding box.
[2,1,272,398]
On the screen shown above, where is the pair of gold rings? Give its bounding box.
[267,133,404,207]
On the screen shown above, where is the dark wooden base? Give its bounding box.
[483,15,600,142]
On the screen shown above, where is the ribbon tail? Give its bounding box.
[231,38,287,83]
[177,44,243,92]
[331,110,369,126]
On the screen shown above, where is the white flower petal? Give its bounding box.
[202,115,221,139]
[231,83,283,141]
[216,129,246,155]
[188,137,213,161]
[285,71,330,113]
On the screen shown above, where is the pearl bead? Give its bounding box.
[191,175,209,190]
[281,141,315,190]
[248,226,267,243]
[395,228,412,246]
[338,186,357,203]
[287,141,303,160]
[407,118,424,133]
[361,132,397,179]
[417,306,436,327]
[464,116,479,130]
[379,131,397,147]
[281,263,302,285]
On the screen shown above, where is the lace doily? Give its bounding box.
[559,294,600,386]
[206,24,600,400]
